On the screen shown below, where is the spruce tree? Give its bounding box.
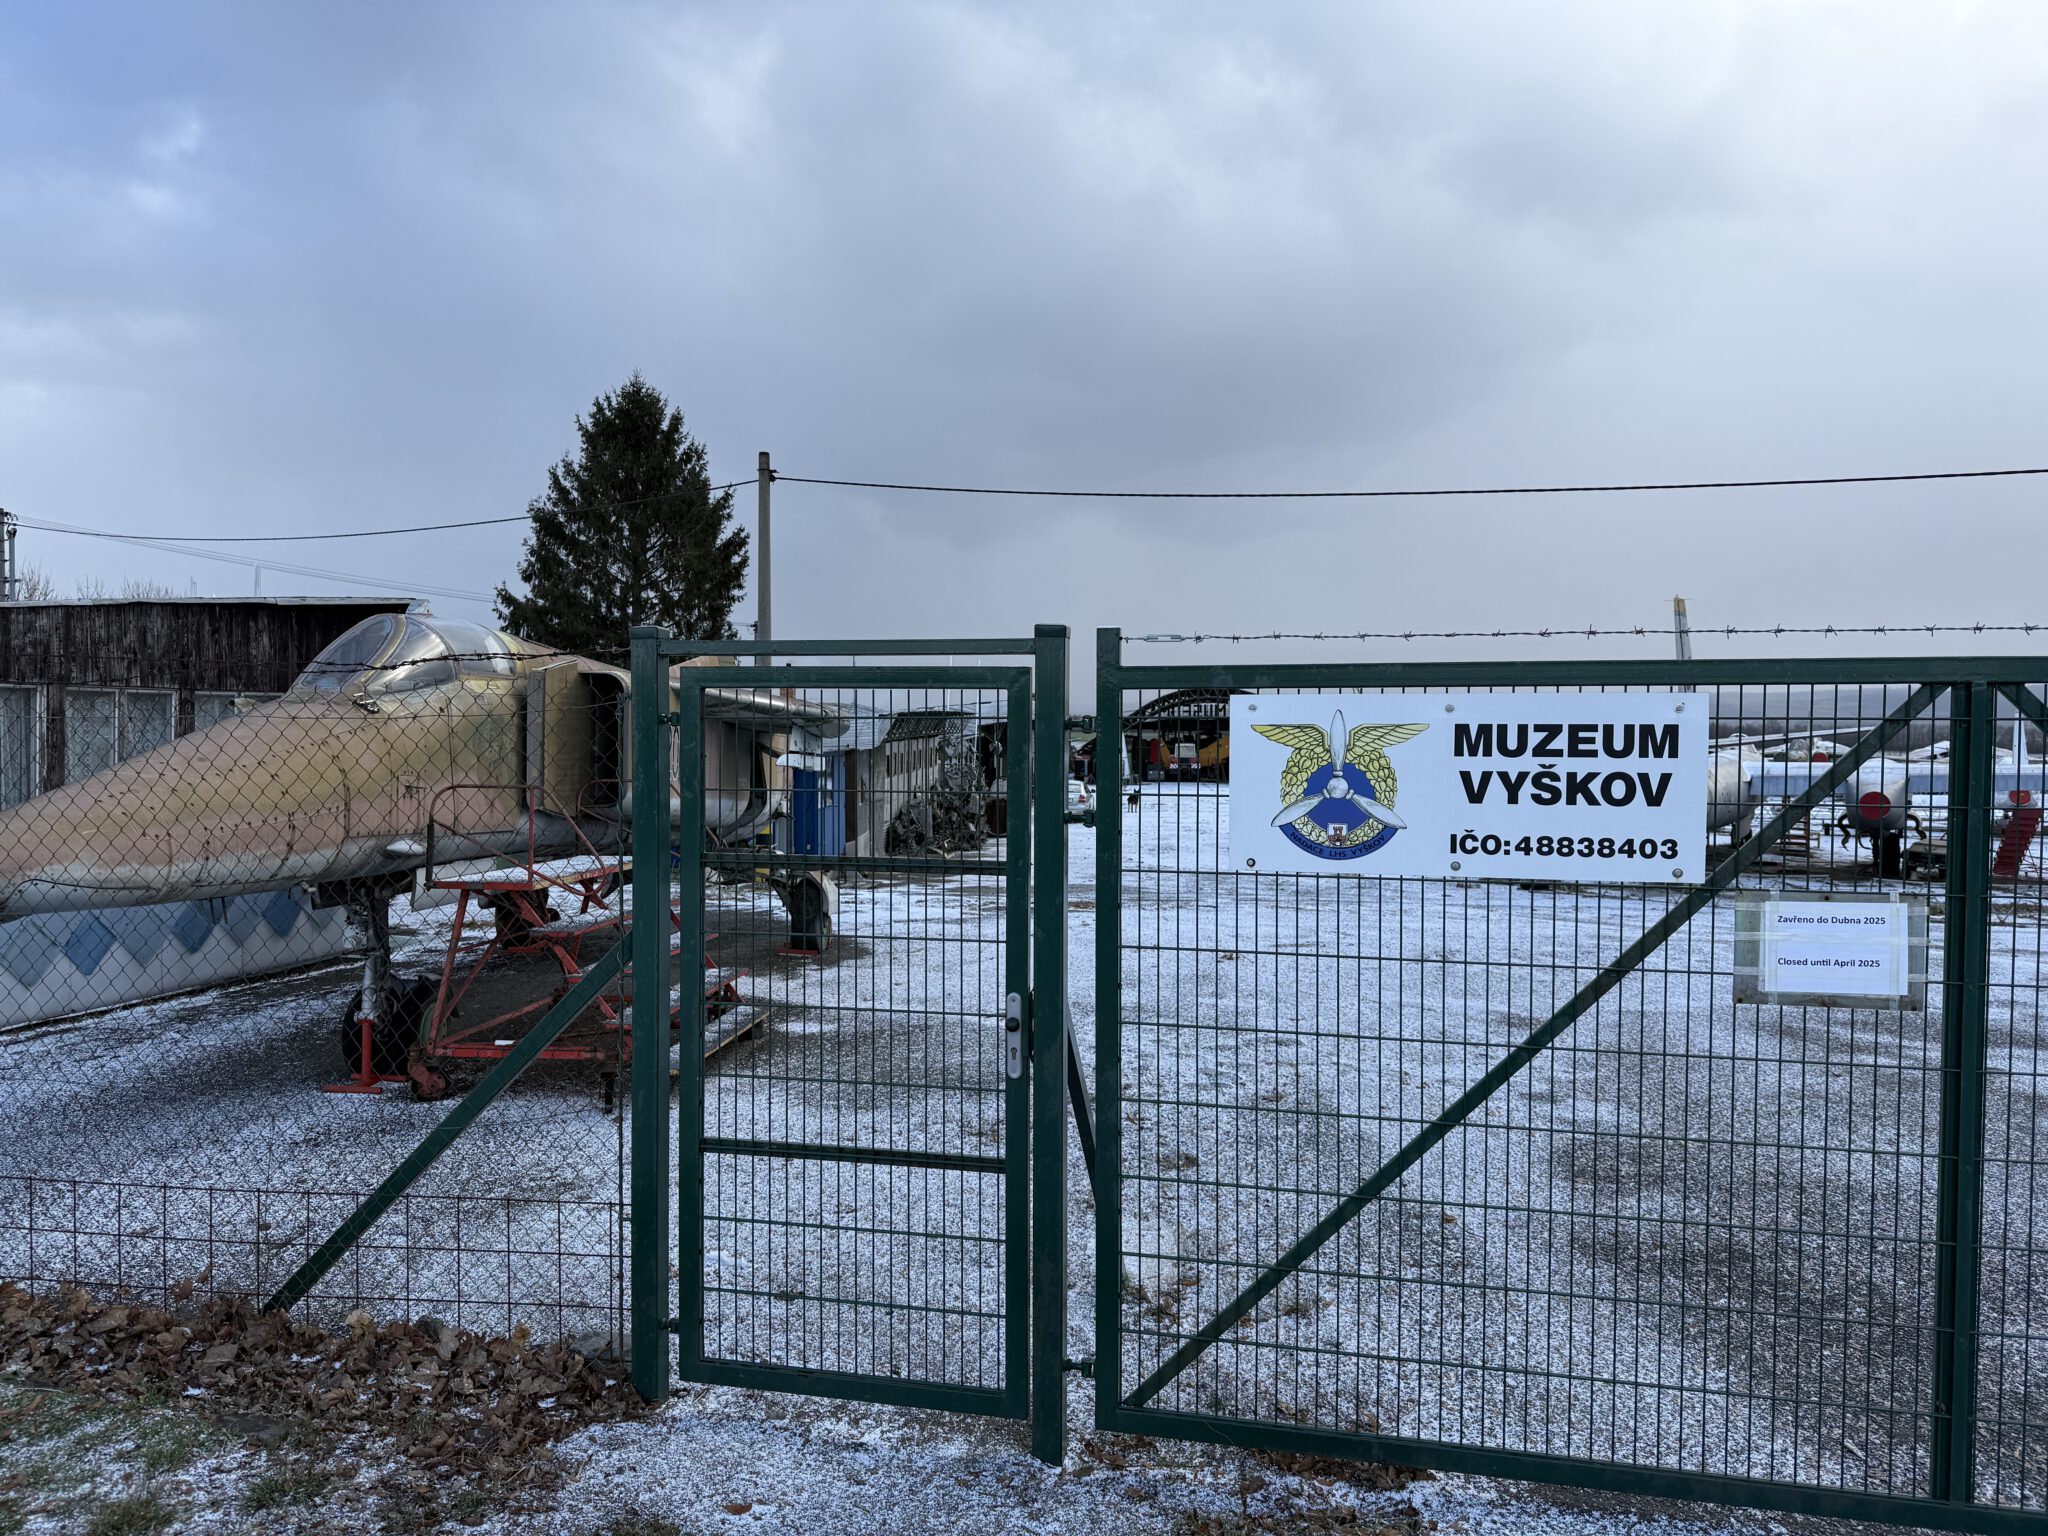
[495,375,748,653]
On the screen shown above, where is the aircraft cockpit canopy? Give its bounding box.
[294,615,522,695]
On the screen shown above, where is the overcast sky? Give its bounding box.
[3,1,2044,662]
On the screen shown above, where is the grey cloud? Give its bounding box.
[1,0,2044,657]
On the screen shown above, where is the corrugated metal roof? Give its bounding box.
[882,708,972,744]
[845,714,894,752]
[832,703,1012,752]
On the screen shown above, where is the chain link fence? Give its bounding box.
[0,609,636,1348]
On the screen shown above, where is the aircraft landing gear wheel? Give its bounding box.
[785,876,833,955]
[336,976,437,1077]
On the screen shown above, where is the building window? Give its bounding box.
[123,690,175,759]
[65,690,120,783]
[0,686,39,808]
[63,688,179,785]
[192,692,265,733]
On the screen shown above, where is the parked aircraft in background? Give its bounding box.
[1696,664,2045,874]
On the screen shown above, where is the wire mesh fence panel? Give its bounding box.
[1094,638,2048,1533]
[0,609,641,1347]
[666,659,1033,1415]
[1974,678,2048,1512]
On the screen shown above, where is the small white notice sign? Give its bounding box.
[1734,893,1926,1009]
[1762,901,1906,994]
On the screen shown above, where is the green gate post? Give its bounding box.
[629,625,673,1404]
[672,658,709,1385]
[1093,628,1124,1430]
[1932,680,1995,1502]
[1032,624,1070,1464]
[1004,673,1035,1421]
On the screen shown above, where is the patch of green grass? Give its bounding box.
[132,1413,225,1477]
[1174,1510,1426,1536]
[376,1481,493,1536]
[2,1387,135,1526]
[81,1493,178,1536]
[10,1456,80,1497]
[376,1488,446,1536]
[51,1401,141,1460]
[240,1471,295,1514]
[276,1416,324,1454]
[4,1386,226,1488]
[240,1466,338,1514]
[598,1515,684,1536]
[7,1389,116,1445]
[443,1486,494,1525]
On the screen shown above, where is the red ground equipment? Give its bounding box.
[326,785,767,1102]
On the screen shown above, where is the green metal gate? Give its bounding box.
[1093,632,2048,1534]
[627,629,1070,1461]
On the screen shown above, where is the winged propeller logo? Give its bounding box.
[1253,711,1430,860]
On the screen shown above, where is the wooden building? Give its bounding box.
[0,596,410,804]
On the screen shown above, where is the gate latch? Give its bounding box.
[1005,992,1025,1079]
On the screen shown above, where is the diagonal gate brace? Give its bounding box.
[265,940,628,1314]
[1999,681,2048,738]
[1126,682,1944,1409]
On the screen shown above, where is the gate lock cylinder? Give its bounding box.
[1005,992,1024,1079]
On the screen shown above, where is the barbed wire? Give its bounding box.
[1127,624,2048,643]
[9,629,2046,689]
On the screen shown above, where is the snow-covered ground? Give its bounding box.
[3,1371,1952,1536]
[3,786,2045,1528]
[1104,785,2048,1510]
[526,1378,1946,1536]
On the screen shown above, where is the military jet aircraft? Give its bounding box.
[0,609,843,1039]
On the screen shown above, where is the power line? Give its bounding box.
[8,479,755,545]
[27,458,2048,553]
[15,518,493,604]
[779,465,2048,499]
[90,514,534,542]
[12,464,2042,554]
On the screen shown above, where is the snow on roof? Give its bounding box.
[845,714,895,752]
